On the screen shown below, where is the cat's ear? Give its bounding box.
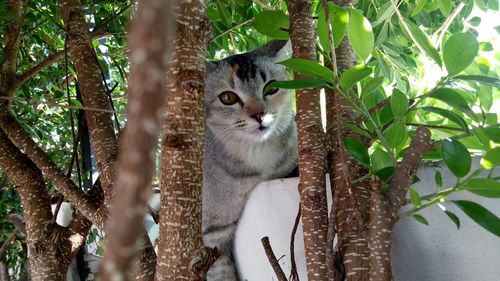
[252,40,291,60]
[206,61,219,74]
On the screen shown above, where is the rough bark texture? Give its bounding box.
[287,1,329,280]
[100,1,173,280]
[156,1,211,280]
[0,130,88,281]
[58,0,118,207]
[0,1,93,279]
[367,127,432,281]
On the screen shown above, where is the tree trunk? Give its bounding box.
[155,1,211,280]
[287,1,329,280]
[57,0,118,207]
[100,1,173,280]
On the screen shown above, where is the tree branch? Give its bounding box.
[261,237,288,281]
[0,113,105,228]
[0,230,18,258]
[100,0,173,279]
[0,0,22,95]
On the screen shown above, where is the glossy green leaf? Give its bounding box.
[462,178,500,198]
[339,65,372,90]
[435,170,443,187]
[342,122,373,139]
[443,33,479,75]
[216,0,232,26]
[266,79,330,91]
[454,75,500,88]
[412,0,428,17]
[279,59,334,81]
[421,106,469,132]
[453,200,500,237]
[413,214,429,225]
[482,147,500,168]
[436,0,451,16]
[347,11,374,60]
[344,137,370,166]
[391,89,409,118]
[317,3,348,50]
[444,210,461,229]
[371,148,393,172]
[252,10,289,39]
[483,127,500,143]
[409,188,422,207]
[361,76,385,96]
[441,139,471,178]
[383,121,406,148]
[376,166,395,182]
[403,18,442,66]
[428,88,476,121]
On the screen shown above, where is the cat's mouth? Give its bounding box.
[258,125,268,131]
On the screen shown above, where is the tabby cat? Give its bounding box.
[203,40,298,280]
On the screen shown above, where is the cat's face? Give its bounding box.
[205,41,293,143]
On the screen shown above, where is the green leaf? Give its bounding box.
[483,127,500,143]
[383,121,406,148]
[409,188,422,207]
[253,10,290,40]
[413,214,429,225]
[279,59,334,81]
[412,0,428,17]
[361,76,385,96]
[344,137,370,166]
[371,148,393,172]
[216,0,232,26]
[441,139,471,178]
[391,89,409,118]
[443,33,479,75]
[436,0,452,16]
[403,18,442,66]
[347,11,374,60]
[435,170,443,187]
[428,88,476,121]
[376,166,395,182]
[462,178,500,198]
[453,200,500,237]
[342,122,373,139]
[339,64,372,90]
[266,79,330,91]
[444,210,461,229]
[317,3,348,51]
[482,147,500,168]
[421,106,469,133]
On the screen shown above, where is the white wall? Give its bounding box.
[235,159,500,281]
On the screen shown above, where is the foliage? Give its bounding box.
[206,0,500,236]
[0,175,26,279]
[1,0,500,276]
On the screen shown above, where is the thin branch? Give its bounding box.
[0,96,122,115]
[209,18,253,43]
[13,30,112,92]
[289,205,301,281]
[253,0,273,10]
[433,2,466,46]
[407,122,464,131]
[261,237,288,281]
[390,0,435,65]
[321,0,338,76]
[0,230,18,258]
[354,98,390,125]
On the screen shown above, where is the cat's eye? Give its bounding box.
[264,80,279,96]
[218,91,240,105]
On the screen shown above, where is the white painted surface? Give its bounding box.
[235,160,500,281]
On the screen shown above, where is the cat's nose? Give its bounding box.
[251,112,265,123]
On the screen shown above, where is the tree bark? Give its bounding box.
[287,1,329,280]
[100,1,173,280]
[155,1,211,280]
[58,0,118,207]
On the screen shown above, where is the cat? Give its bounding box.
[203,40,298,280]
